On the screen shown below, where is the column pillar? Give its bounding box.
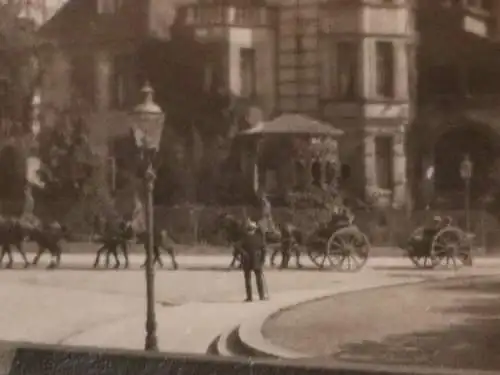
[95,50,112,111]
[363,132,377,201]
[392,128,407,208]
[360,39,373,100]
[228,32,242,95]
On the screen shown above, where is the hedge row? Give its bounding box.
[64,205,500,249]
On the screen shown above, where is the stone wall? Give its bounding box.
[0,341,484,375]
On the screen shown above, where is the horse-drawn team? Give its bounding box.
[218,193,474,272]
[0,192,474,271]
[0,214,178,269]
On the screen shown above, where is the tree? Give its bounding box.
[0,0,42,132]
[36,105,95,203]
[137,13,237,204]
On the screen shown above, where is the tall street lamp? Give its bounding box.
[130,82,165,352]
[460,154,473,234]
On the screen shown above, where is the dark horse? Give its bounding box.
[213,213,247,268]
[137,228,179,270]
[93,218,134,269]
[0,216,30,268]
[31,221,69,269]
[214,213,304,269]
[269,222,304,269]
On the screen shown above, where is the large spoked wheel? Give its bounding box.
[407,227,436,269]
[307,238,329,269]
[431,227,471,269]
[326,227,370,272]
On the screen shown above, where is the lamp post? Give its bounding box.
[130,82,165,352]
[460,154,473,234]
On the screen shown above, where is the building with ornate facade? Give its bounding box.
[37,0,500,209]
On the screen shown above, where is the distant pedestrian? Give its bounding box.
[240,219,267,302]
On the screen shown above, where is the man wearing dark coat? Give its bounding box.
[241,219,267,302]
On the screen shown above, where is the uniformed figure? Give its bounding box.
[422,216,443,248]
[241,219,267,302]
[329,206,353,232]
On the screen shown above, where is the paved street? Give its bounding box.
[0,254,499,355]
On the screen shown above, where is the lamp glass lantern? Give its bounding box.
[130,83,165,152]
[460,154,473,180]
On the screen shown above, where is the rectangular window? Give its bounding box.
[111,53,136,109]
[335,41,358,99]
[375,41,395,98]
[375,136,393,190]
[204,43,227,93]
[406,44,416,101]
[240,47,256,98]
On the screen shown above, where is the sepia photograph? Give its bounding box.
[0,0,499,374]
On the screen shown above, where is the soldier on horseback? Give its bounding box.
[31,219,68,269]
[137,226,178,270]
[93,216,133,268]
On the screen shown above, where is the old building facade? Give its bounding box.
[37,0,500,208]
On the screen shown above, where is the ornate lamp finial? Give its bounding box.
[141,81,154,102]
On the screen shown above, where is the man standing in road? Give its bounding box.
[241,219,267,302]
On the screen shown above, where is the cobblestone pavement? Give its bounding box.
[1,253,499,354]
[263,275,500,371]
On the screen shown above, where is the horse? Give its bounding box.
[137,228,179,270]
[213,213,247,268]
[268,222,304,269]
[93,219,134,269]
[93,215,178,270]
[0,216,31,268]
[30,220,70,269]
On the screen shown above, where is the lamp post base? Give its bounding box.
[145,331,158,352]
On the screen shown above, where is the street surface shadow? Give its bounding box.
[0,264,329,272]
[331,278,500,371]
[372,265,435,271]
